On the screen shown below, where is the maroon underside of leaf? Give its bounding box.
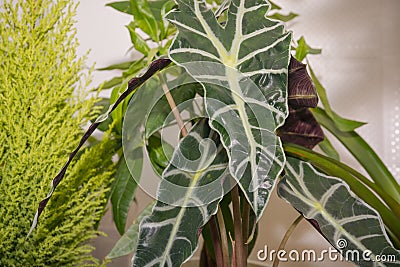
[288,56,318,108]
[277,56,324,149]
[30,58,172,233]
[277,108,324,149]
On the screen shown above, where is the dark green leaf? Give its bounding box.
[132,121,229,267]
[279,157,400,266]
[168,0,292,219]
[318,134,340,160]
[146,134,174,176]
[106,1,132,15]
[111,156,139,235]
[107,202,154,259]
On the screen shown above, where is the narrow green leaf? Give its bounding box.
[268,12,298,22]
[129,0,159,42]
[167,0,292,218]
[127,23,151,55]
[308,64,366,132]
[107,202,154,259]
[278,157,400,266]
[295,36,321,62]
[132,121,229,267]
[318,134,340,161]
[312,107,400,203]
[97,61,135,71]
[111,156,139,235]
[101,76,124,90]
[106,1,132,15]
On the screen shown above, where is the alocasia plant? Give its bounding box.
[27,0,400,266]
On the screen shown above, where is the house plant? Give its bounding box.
[0,0,118,266]
[28,0,400,266]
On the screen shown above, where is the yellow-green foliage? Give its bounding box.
[0,0,116,266]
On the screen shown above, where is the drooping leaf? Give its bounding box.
[277,108,324,149]
[318,134,340,161]
[28,58,171,236]
[295,36,321,62]
[308,64,366,132]
[97,61,135,71]
[107,202,154,259]
[111,155,139,235]
[288,56,318,108]
[167,0,292,218]
[278,157,400,266]
[312,107,400,203]
[132,120,230,267]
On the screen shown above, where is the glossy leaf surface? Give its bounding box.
[278,157,400,267]
[167,0,292,218]
[132,121,229,267]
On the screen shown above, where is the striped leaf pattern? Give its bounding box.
[167,0,292,218]
[278,157,400,267]
[132,121,229,267]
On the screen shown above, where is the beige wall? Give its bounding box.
[75,1,400,266]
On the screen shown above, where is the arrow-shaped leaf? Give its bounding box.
[132,120,230,267]
[278,157,400,267]
[167,0,292,218]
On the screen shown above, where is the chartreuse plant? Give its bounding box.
[0,0,117,266]
[29,0,400,266]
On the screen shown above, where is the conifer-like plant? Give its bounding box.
[0,0,116,266]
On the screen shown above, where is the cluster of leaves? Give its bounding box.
[28,0,400,266]
[102,1,400,266]
[0,0,117,266]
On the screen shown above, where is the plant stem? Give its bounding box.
[232,186,245,267]
[217,207,230,267]
[241,199,250,261]
[272,215,303,267]
[209,216,224,267]
[158,74,188,136]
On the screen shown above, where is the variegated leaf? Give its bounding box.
[167,0,292,218]
[132,120,230,267]
[278,157,400,267]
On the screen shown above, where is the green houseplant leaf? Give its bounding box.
[167,0,292,218]
[278,157,400,266]
[132,120,229,267]
[111,155,139,235]
[107,202,154,259]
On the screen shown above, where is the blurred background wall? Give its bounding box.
[75,1,400,266]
